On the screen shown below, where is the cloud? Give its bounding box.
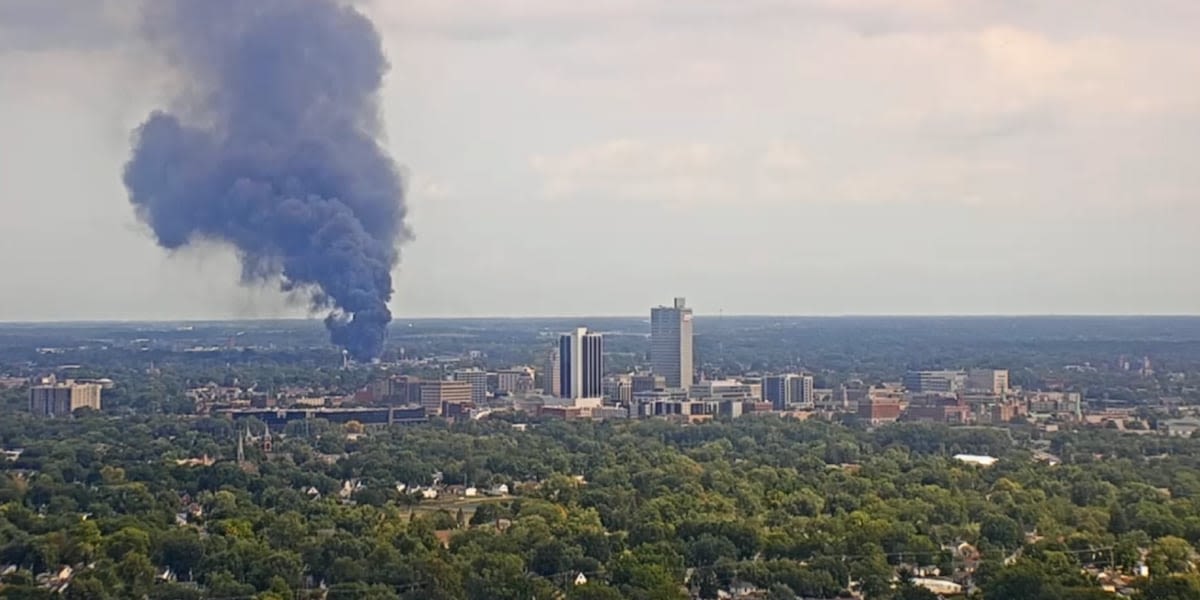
[530,138,1021,209]
[532,140,745,207]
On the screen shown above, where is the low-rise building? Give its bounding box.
[689,379,758,402]
[496,368,535,394]
[857,388,903,425]
[1025,391,1083,421]
[632,373,666,394]
[603,374,634,405]
[905,394,972,424]
[904,370,966,394]
[1162,418,1200,438]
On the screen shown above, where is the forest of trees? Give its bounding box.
[2,414,1200,599]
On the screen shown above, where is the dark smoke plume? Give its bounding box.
[124,0,407,361]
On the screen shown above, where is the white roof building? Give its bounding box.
[954,454,998,467]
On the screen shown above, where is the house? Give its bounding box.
[173,455,215,467]
[719,580,763,599]
[952,542,981,572]
[481,518,513,532]
[338,479,365,500]
[486,484,509,496]
[37,565,74,593]
[573,572,588,586]
[464,486,478,497]
[420,488,438,500]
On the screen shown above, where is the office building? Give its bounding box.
[966,369,1009,395]
[857,394,902,425]
[603,374,633,405]
[371,375,422,405]
[497,368,535,394]
[418,380,473,417]
[29,379,102,416]
[906,394,972,424]
[903,370,966,394]
[637,396,715,420]
[651,297,694,390]
[793,375,814,406]
[762,374,816,410]
[1024,391,1083,421]
[632,373,666,394]
[542,349,561,397]
[559,328,604,401]
[689,379,757,402]
[453,368,489,404]
[633,388,690,405]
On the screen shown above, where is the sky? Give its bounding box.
[1,0,1199,320]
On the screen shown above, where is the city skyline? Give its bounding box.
[4,1,1200,321]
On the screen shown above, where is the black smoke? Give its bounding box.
[123,0,407,361]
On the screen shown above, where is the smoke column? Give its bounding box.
[123,0,407,361]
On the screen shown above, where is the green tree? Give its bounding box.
[1149,537,1196,576]
[1138,574,1200,600]
[568,583,625,600]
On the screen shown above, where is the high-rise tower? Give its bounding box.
[651,297,694,390]
[559,328,604,400]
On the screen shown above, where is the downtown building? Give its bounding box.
[762,374,816,410]
[497,368,535,395]
[542,348,561,397]
[452,368,489,404]
[559,328,604,404]
[419,380,473,417]
[603,374,634,405]
[966,369,1009,395]
[651,297,694,391]
[903,370,967,394]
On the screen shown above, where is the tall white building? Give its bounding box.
[651,297,694,391]
[559,328,604,401]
